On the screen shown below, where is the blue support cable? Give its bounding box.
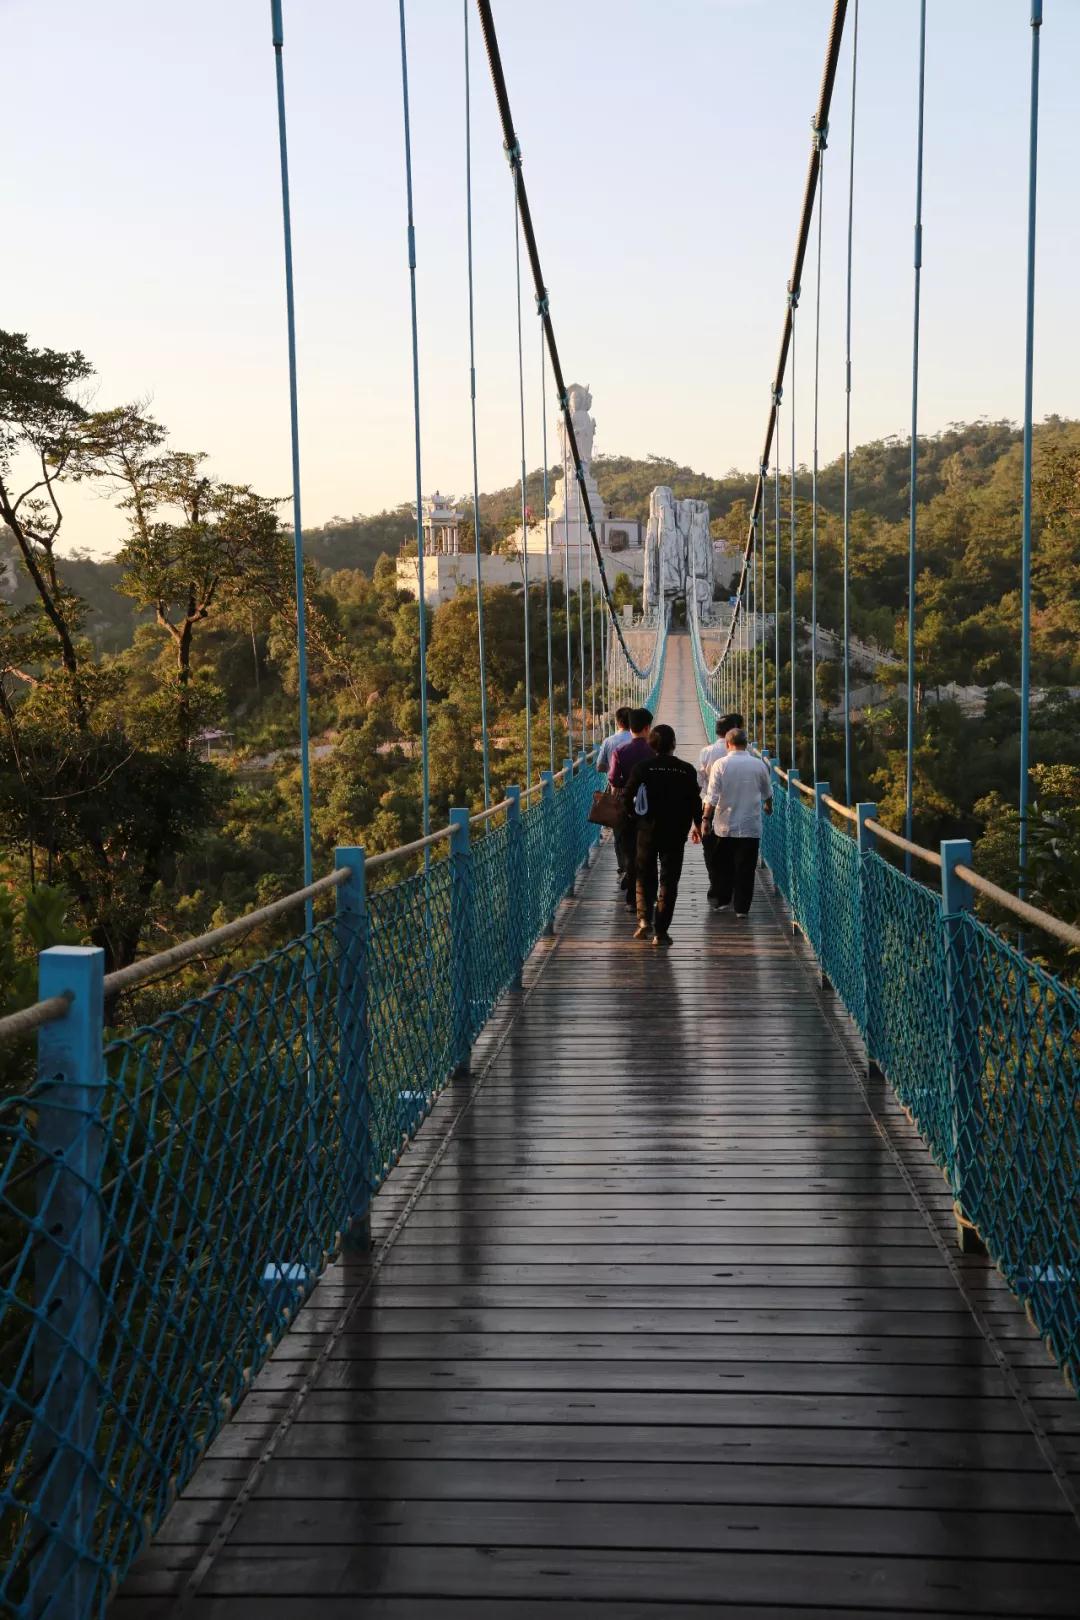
[1019,0,1043,898]
[563,443,574,748]
[842,0,859,805]
[398,0,431,836]
[903,0,927,874]
[576,491,586,754]
[811,142,825,784]
[269,0,314,921]
[512,173,533,788]
[463,0,492,808]
[774,389,782,754]
[761,495,767,748]
[789,302,798,771]
[539,314,556,774]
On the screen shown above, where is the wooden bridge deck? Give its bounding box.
[117,636,1080,1617]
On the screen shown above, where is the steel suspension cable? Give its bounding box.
[689,0,848,700]
[811,142,825,784]
[463,0,492,808]
[1019,0,1043,898]
[512,176,533,787]
[269,1,315,923]
[842,0,859,805]
[474,0,655,683]
[397,0,431,837]
[903,0,928,874]
[539,318,556,774]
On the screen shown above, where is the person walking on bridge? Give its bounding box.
[596,706,632,777]
[609,706,654,910]
[698,711,742,908]
[622,724,702,947]
[701,728,772,918]
[595,706,633,884]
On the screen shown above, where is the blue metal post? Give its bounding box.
[855,801,877,856]
[811,780,831,965]
[506,786,525,987]
[448,808,474,1073]
[540,769,556,933]
[334,849,371,1250]
[940,838,986,1255]
[855,802,879,1073]
[33,945,105,1619]
[1019,0,1043,898]
[562,758,576,896]
[270,0,314,916]
[787,769,801,935]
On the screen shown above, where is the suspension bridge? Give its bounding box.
[2,2,1079,1616]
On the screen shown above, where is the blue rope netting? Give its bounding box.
[692,629,1080,1396]
[0,755,615,1620]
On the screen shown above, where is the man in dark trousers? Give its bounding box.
[701,728,773,917]
[608,706,654,911]
[621,723,703,947]
[697,711,743,908]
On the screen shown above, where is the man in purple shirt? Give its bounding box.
[609,706,654,911]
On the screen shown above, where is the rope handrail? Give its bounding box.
[470,796,513,824]
[365,824,453,868]
[955,863,1080,950]
[103,869,351,995]
[822,793,857,821]
[0,993,74,1044]
[864,817,942,869]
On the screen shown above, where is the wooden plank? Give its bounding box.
[123,1544,1080,1614]
[155,1498,1080,1563]
[112,635,1080,1618]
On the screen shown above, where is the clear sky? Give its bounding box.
[3,0,1078,556]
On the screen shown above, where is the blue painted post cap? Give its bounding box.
[941,839,974,916]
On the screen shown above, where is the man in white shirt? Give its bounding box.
[697,711,743,790]
[697,712,742,905]
[701,728,773,917]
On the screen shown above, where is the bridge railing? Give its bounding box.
[759,768,1080,1398]
[689,654,1079,1394]
[0,752,614,1620]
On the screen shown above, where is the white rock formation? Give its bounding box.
[643,486,716,620]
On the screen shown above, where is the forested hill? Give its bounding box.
[5,417,1078,690]
[295,416,1068,567]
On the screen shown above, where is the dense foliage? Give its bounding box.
[1,326,1077,1020]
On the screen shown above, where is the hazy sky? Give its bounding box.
[4,0,1078,556]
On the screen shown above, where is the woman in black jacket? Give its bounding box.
[622,724,703,946]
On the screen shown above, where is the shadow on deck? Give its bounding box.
[115,641,1080,1617]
